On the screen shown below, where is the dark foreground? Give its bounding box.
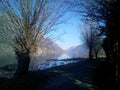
[0,59,117,90]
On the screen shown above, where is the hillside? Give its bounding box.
[40,37,64,54]
[66,43,106,58]
[66,43,89,58]
[30,37,64,70]
[0,37,64,68]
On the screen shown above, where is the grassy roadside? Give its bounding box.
[0,58,116,90]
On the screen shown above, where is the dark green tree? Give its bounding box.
[74,0,119,60]
[70,0,119,88]
[81,21,101,59]
[82,0,119,87]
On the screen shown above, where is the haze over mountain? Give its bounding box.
[39,37,64,55]
[30,37,64,69]
[0,37,64,67]
[65,43,106,58]
[65,43,89,58]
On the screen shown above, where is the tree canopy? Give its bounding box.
[0,0,69,75]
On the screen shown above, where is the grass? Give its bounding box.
[0,58,117,90]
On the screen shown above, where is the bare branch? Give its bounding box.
[0,0,69,57]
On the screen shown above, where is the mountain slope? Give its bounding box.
[39,37,64,54]
[66,43,89,58]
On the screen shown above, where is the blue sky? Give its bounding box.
[5,0,84,50]
[49,12,84,50]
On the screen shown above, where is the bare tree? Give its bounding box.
[81,20,102,59]
[69,0,103,59]
[92,37,103,59]
[0,0,69,76]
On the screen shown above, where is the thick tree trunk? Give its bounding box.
[95,52,98,59]
[89,48,93,59]
[102,38,117,88]
[14,51,30,77]
[102,38,113,60]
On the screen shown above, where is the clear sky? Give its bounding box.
[49,12,84,50]
[4,0,85,51]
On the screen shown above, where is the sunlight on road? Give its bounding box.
[52,70,66,74]
[50,68,98,90]
[74,79,98,90]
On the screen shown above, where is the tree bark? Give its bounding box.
[14,51,30,77]
[89,48,93,59]
[95,52,98,59]
[102,38,113,60]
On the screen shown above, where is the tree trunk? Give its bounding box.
[95,52,98,59]
[89,48,93,59]
[102,38,113,60]
[14,51,30,77]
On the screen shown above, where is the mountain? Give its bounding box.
[66,43,89,58]
[30,37,64,70]
[39,37,64,55]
